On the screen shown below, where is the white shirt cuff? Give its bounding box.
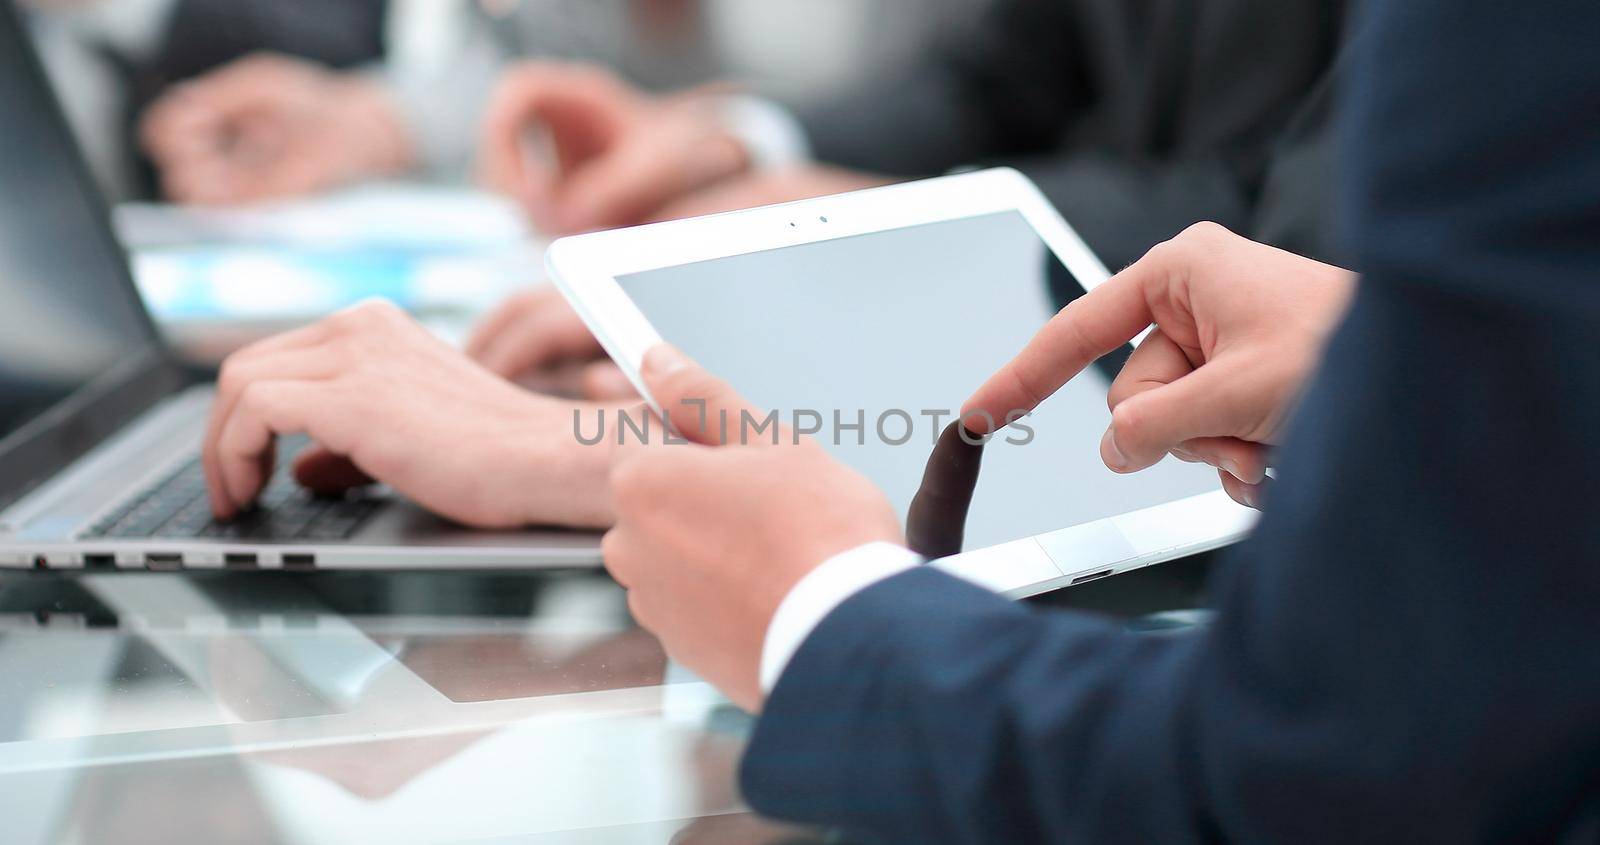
[759,542,923,694]
[717,94,811,171]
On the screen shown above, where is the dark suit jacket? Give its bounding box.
[745,1,1600,841]
[800,0,1350,269]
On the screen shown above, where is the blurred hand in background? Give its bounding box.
[141,53,412,205]
[477,62,745,233]
[465,285,636,400]
[478,61,888,234]
[471,63,894,398]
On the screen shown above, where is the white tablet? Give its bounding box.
[546,168,1255,598]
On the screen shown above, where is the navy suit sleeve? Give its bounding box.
[741,2,1600,842]
[743,566,1217,842]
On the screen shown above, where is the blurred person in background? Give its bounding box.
[480,0,1351,268]
[131,0,977,206]
[466,0,1351,386]
[136,0,723,205]
[24,0,387,202]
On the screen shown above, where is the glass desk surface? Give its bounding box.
[0,569,822,845]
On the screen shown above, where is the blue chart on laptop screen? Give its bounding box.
[117,186,539,324]
[130,246,515,322]
[617,211,1221,550]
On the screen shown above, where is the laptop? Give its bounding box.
[0,3,599,571]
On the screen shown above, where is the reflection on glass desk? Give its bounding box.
[0,570,822,844]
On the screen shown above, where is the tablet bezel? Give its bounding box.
[545,168,1254,596]
[545,168,1110,411]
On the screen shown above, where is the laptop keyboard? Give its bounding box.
[82,437,382,542]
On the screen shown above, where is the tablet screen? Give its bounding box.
[617,211,1218,552]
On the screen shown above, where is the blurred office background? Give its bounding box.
[16,0,992,357]
[24,0,990,202]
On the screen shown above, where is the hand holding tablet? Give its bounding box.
[605,344,903,712]
[546,168,1261,596]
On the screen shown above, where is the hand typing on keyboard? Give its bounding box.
[203,300,622,530]
[86,438,380,541]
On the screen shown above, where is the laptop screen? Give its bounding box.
[0,4,174,508]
